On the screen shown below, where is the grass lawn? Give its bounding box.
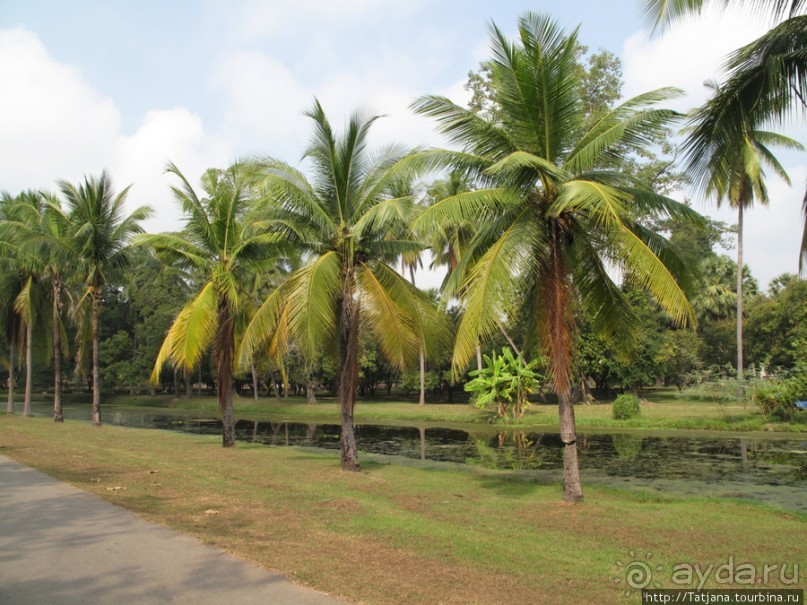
[86,388,807,433]
[1,415,805,604]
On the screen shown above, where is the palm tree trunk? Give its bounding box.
[184,367,192,399]
[53,278,63,422]
[338,274,360,471]
[216,299,236,448]
[558,389,583,500]
[173,366,180,398]
[546,234,583,502]
[418,350,426,406]
[251,363,259,400]
[91,290,102,427]
[7,322,15,414]
[475,344,483,371]
[23,319,33,417]
[306,378,317,403]
[736,203,744,381]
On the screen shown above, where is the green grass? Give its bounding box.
[1,416,805,604]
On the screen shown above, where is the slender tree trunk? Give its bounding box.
[418,350,426,406]
[216,299,236,448]
[546,230,583,502]
[7,322,15,414]
[184,367,192,399]
[306,379,317,403]
[475,344,483,372]
[736,203,744,381]
[23,319,33,417]
[498,322,522,357]
[53,278,63,422]
[558,390,583,500]
[91,290,102,427]
[173,366,180,398]
[338,273,360,471]
[251,363,259,400]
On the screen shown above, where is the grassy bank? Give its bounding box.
[78,390,807,432]
[1,416,805,604]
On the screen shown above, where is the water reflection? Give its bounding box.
[39,403,807,513]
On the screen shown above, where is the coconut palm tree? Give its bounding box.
[60,172,151,426]
[141,162,283,447]
[241,100,449,470]
[690,85,803,378]
[642,0,807,269]
[0,191,54,417]
[412,13,700,501]
[0,191,76,421]
[0,193,27,415]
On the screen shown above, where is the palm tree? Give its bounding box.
[141,163,282,447]
[241,100,448,470]
[690,85,803,378]
[0,191,53,417]
[642,0,807,268]
[60,172,151,427]
[412,13,699,501]
[0,194,26,415]
[1,191,75,421]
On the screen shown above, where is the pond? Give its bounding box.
[32,402,807,514]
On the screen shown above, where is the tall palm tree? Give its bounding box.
[241,100,448,470]
[691,85,803,378]
[1,191,76,421]
[60,172,151,427]
[412,13,699,501]
[0,191,52,417]
[642,0,807,269]
[141,162,282,447]
[0,193,26,415]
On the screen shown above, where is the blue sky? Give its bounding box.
[1,0,804,287]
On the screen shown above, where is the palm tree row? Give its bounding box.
[3,10,801,502]
[0,174,150,424]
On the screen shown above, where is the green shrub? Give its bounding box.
[612,394,641,420]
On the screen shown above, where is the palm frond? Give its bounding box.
[453,207,541,374]
[357,263,419,369]
[151,281,219,382]
[284,251,343,358]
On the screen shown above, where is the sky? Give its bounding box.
[1,0,804,289]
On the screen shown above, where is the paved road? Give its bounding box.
[0,455,344,604]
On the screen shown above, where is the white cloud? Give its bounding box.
[208,49,311,160]
[622,6,768,110]
[0,27,225,234]
[112,108,230,234]
[0,27,119,192]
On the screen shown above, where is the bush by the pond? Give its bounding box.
[753,365,807,422]
[612,394,641,420]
